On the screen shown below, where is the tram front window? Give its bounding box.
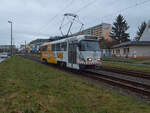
[79,40,100,51]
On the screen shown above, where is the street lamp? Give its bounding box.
[8,21,13,56]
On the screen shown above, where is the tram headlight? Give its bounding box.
[97,58,101,61]
[87,58,92,61]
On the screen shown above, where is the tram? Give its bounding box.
[40,35,102,69]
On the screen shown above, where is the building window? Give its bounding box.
[116,49,120,54]
[127,48,129,53]
[113,49,115,54]
[41,46,47,51]
[123,48,126,54]
[123,48,129,55]
[52,44,56,51]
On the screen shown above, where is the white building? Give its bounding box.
[112,41,150,58]
[112,20,150,59]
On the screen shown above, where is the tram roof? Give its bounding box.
[40,35,98,46]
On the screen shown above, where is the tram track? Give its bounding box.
[83,70,150,97]
[101,66,150,80]
[21,55,150,101]
[86,69,150,90]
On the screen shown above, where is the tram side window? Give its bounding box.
[42,46,48,51]
[52,44,56,51]
[61,42,67,51]
[52,43,67,51]
[56,43,61,51]
[40,46,43,51]
[47,45,51,51]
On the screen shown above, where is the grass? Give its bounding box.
[0,56,150,113]
[26,53,40,58]
[103,57,150,63]
[103,61,150,73]
[143,62,150,65]
[103,57,135,63]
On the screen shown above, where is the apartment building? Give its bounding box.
[73,23,112,41]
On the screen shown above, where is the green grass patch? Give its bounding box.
[0,56,150,113]
[103,61,150,73]
[103,57,150,63]
[103,57,135,63]
[143,62,150,65]
[26,53,40,58]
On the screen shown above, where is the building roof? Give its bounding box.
[112,41,150,48]
[30,39,50,45]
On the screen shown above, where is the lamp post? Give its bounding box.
[8,21,13,56]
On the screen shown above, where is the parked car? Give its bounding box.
[0,52,8,58]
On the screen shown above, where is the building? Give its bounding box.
[72,23,112,41]
[0,45,16,53]
[112,20,150,59]
[112,41,150,58]
[28,39,50,53]
[30,39,50,45]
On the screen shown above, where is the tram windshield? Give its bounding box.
[79,40,100,51]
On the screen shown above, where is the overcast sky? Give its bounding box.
[0,0,150,46]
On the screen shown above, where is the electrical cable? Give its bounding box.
[81,0,150,31]
[35,0,150,39]
[37,0,75,34]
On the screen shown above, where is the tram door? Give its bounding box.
[68,42,77,67]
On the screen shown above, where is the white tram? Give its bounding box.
[40,35,102,70]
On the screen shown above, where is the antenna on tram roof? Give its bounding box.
[59,13,84,38]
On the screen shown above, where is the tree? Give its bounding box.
[134,21,147,41]
[99,37,117,49]
[110,14,130,43]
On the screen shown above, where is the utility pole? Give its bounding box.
[25,40,26,54]
[8,21,13,56]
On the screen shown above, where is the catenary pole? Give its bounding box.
[8,21,13,56]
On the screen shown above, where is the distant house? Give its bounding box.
[0,45,16,53]
[112,20,150,59]
[31,43,42,53]
[112,41,150,58]
[29,39,50,53]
